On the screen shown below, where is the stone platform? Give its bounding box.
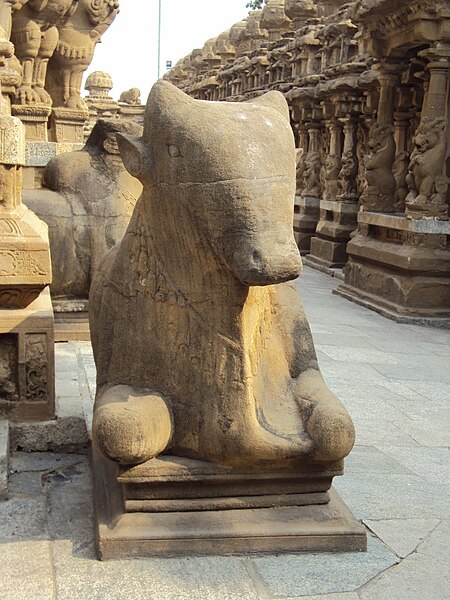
[0,267,448,598]
[94,452,365,559]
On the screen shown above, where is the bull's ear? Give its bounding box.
[247,91,290,121]
[116,133,151,181]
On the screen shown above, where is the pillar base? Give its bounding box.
[0,287,55,421]
[334,212,450,326]
[307,200,359,268]
[294,195,320,255]
[11,105,51,142]
[50,108,89,143]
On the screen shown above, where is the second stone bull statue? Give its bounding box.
[90,80,355,469]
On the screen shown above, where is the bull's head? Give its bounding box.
[117,80,301,286]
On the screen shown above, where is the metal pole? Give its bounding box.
[157,0,162,79]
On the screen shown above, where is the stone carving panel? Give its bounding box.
[25,332,47,401]
[405,117,448,219]
[362,123,396,212]
[0,334,18,403]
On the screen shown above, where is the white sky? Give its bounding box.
[85,0,251,102]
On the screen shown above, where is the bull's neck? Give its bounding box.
[139,189,249,318]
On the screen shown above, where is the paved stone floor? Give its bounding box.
[1,267,449,599]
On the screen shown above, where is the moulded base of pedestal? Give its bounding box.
[294,195,320,255]
[52,298,90,341]
[93,450,366,560]
[333,211,450,326]
[306,236,349,269]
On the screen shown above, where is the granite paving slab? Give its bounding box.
[363,518,440,558]
[250,534,398,597]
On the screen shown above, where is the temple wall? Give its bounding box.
[165,0,450,323]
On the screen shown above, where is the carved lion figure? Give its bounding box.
[405,117,448,218]
[361,123,396,212]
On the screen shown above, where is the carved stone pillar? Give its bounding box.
[306,108,359,271]
[294,110,321,255]
[0,29,55,421]
[393,87,414,211]
[361,65,398,213]
[337,118,358,203]
[405,47,449,220]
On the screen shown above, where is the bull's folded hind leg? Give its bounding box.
[93,385,173,465]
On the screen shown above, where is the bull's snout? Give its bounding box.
[232,239,302,286]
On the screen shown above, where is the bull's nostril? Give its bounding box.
[252,250,261,264]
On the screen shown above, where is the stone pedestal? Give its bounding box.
[94,450,366,559]
[11,105,51,142]
[305,200,359,270]
[119,103,145,126]
[335,212,450,325]
[0,114,55,421]
[0,287,54,421]
[293,195,320,255]
[49,108,89,143]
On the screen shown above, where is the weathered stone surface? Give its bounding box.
[91,81,355,469]
[364,518,440,558]
[0,541,55,600]
[0,419,8,500]
[251,534,398,597]
[11,415,88,453]
[0,114,25,164]
[90,80,363,556]
[359,553,449,600]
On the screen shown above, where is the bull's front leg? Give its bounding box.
[276,283,355,462]
[93,384,173,465]
[294,369,355,462]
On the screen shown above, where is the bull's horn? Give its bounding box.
[116,133,152,182]
[246,91,290,121]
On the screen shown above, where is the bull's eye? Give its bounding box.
[168,144,181,158]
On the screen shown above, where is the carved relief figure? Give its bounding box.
[338,149,357,200]
[90,81,355,468]
[11,0,78,105]
[361,123,396,212]
[322,154,341,201]
[405,117,448,219]
[392,150,409,212]
[295,146,305,195]
[302,150,321,197]
[24,118,142,300]
[46,0,119,110]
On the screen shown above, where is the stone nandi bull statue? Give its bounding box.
[90,80,355,468]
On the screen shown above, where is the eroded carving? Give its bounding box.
[0,334,18,402]
[46,0,120,110]
[90,81,355,468]
[405,117,448,219]
[361,123,396,212]
[25,332,47,400]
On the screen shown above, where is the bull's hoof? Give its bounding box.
[93,385,173,465]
